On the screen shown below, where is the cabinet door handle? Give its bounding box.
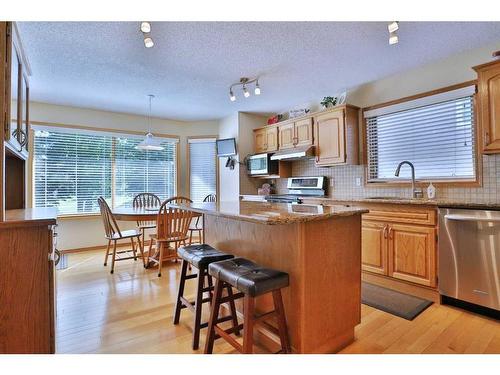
[388,227,393,239]
[484,131,490,146]
[383,225,388,239]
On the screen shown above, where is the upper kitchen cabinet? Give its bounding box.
[6,22,31,157]
[313,105,359,166]
[253,124,278,153]
[474,60,500,154]
[278,118,313,150]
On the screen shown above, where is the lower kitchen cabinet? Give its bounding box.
[361,220,387,275]
[388,224,436,287]
[0,208,58,353]
[361,205,437,288]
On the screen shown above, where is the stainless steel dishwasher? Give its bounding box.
[439,208,500,311]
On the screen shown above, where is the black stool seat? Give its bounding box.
[208,257,289,297]
[177,244,233,269]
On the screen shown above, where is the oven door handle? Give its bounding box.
[445,214,500,223]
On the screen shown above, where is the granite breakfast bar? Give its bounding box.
[170,200,368,354]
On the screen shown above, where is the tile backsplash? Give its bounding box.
[271,155,500,203]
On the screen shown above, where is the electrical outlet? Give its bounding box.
[355,177,362,186]
[329,178,334,187]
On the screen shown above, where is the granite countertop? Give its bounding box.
[300,197,500,210]
[239,194,500,210]
[169,201,368,225]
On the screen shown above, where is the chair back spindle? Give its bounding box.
[157,196,194,242]
[133,193,161,228]
[98,197,122,239]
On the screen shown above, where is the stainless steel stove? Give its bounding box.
[265,177,326,204]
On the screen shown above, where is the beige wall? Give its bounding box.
[217,113,240,202]
[29,102,219,250]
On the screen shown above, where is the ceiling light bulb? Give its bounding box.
[229,90,236,101]
[389,32,399,45]
[254,83,261,95]
[140,22,151,33]
[388,21,399,34]
[243,86,250,98]
[144,37,154,48]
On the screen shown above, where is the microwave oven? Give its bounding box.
[246,153,279,176]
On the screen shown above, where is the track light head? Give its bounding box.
[141,22,151,33]
[243,85,250,98]
[254,81,261,95]
[229,90,236,102]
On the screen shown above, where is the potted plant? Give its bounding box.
[321,96,337,109]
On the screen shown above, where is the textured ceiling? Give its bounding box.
[17,21,500,121]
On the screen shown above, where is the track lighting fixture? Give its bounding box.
[388,21,399,45]
[140,21,154,48]
[228,77,261,102]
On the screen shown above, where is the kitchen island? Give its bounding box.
[170,200,368,353]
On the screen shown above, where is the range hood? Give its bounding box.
[270,145,315,161]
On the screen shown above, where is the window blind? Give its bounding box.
[365,94,476,182]
[33,126,177,215]
[114,137,177,206]
[33,130,112,215]
[188,138,216,202]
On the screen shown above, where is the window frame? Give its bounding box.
[361,80,482,188]
[186,135,219,202]
[28,121,180,218]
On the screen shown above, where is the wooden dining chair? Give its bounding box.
[133,193,161,249]
[148,196,194,277]
[188,193,217,245]
[97,197,146,274]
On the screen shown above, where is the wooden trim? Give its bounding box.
[362,81,482,188]
[29,120,180,140]
[0,22,8,220]
[186,135,219,200]
[362,80,477,113]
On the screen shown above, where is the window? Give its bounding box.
[188,138,217,202]
[364,85,476,183]
[33,125,178,215]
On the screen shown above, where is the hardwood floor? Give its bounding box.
[56,249,500,354]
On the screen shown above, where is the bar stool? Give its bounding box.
[204,257,291,354]
[173,244,241,350]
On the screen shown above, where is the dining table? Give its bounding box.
[111,205,202,267]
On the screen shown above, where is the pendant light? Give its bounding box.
[136,95,164,151]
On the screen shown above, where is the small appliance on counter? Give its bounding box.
[265,176,326,204]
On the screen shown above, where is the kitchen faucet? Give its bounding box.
[394,161,424,199]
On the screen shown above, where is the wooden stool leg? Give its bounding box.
[242,295,255,354]
[110,240,117,274]
[189,230,193,245]
[131,238,137,260]
[272,289,291,353]
[104,239,111,266]
[206,274,214,304]
[204,279,224,354]
[173,259,189,324]
[192,267,206,350]
[146,238,154,269]
[226,285,240,336]
[157,242,164,277]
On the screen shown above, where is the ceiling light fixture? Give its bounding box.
[388,21,399,45]
[144,37,154,48]
[140,21,154,49]
[388,21,399,34]
[389,32,399,45]
[254,80,261,95]
[136,95,164,151]
[140,22,151,33]
[228,77,261,102]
